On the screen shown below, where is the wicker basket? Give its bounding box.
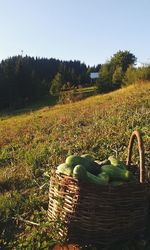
[48,131,149,246]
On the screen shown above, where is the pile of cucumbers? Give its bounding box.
[56,154,135,186]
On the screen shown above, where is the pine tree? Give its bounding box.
[50,72,63,95]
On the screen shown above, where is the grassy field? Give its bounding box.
[0,82,150,249]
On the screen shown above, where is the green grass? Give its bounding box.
[76,86,97,93]
[0,82,150,249]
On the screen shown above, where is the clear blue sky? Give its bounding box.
[0,0,150,66]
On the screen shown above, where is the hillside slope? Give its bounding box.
[0,82,150,248]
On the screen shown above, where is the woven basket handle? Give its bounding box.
[126,130,146,183]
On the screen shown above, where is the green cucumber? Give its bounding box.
[101,165,132,181]
[73,164,87,180]
[87,171,109,185]
[56,163,73,176]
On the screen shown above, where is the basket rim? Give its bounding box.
[51,172,148,190]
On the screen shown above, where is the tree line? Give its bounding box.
[97,50,150,92]
[0,55,100,109]
[0,51,150,110]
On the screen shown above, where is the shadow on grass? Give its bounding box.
[0,95,59,119]
[0,88,98,119]
[0,177,34,193]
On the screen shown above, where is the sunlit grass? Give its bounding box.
[0,82,150,249]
